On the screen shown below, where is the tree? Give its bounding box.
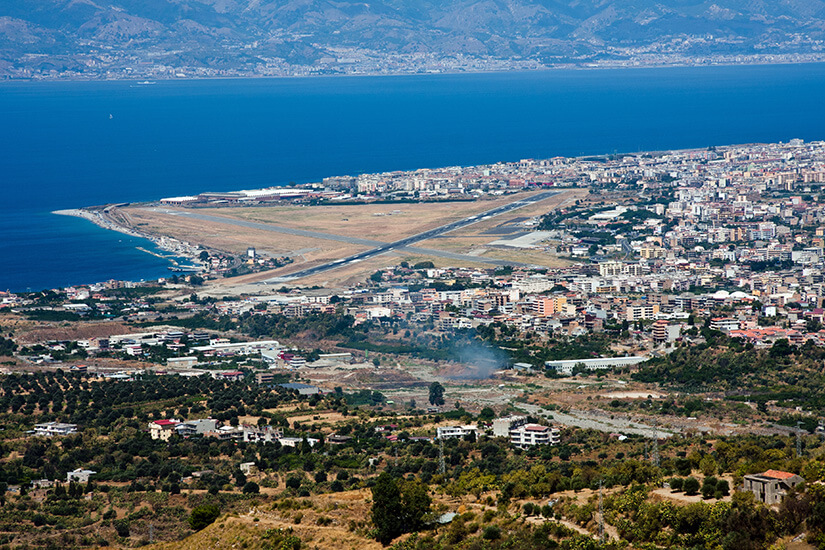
[428,382,445,407]
[700,456,718,477]
[702,476,717,499]
[234,470,247,487]
[113,519,130,538]
[483,525,501,540]
[371,473,403,544]
[399,478,432,532]
[189,504,221,530]
[670,477,684,492]
[683,477,700,496]
[478,407,495,421]
[715,479,730,498]
[242,482,260,494]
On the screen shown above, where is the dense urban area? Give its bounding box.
[4,1,825,79]
[5,139,825,548]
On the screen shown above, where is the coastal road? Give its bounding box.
[262,190,560,282]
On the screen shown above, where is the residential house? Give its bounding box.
[743,470,804,505]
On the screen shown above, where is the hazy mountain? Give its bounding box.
[2,0,825,78]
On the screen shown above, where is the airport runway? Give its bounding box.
[261,190,560,282]
[149,208,384,247]
[148,207,528,267]
[149,191,558,281]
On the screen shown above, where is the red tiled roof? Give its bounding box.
[153,419,178,426]
[762,469,797,480]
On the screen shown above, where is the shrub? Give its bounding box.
[675,458,692,477]
[243,482,260,494]
[683,477,700,496]
[189,504,221,531]
[483,525,501,540]
[669,478,683,492]
[702,477,718,499]
[113,519,130,538]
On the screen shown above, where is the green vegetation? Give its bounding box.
[428,382,445,407]
[188,503,221,530]
[635,339,825,409]
[371,473,432,544]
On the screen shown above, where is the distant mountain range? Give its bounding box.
[2,0,825,78]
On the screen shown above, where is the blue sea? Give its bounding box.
[2,64,825,292]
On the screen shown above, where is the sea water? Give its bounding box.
[2,63,825,291]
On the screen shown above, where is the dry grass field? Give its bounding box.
[119,188,585,288]
[123,207,369,259]
[202,194,536,242]
[145,490,385,550]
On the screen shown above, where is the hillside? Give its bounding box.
[2,0,825,78]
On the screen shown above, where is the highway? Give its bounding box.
[262,190,560,282]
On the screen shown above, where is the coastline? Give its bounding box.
[53,209,145,239]
[53,208,205,274]
[49,138,770,287]
[4,56,825,83]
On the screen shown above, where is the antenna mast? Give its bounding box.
[599,479,605,542]
[438,438,446,475]
[652,419,660,467]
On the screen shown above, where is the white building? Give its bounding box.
[33,422,78,437]
[190,339,281,356]
[66,468,96,483]
[149,419,180,441]
[492,415,527,438]
[175,418,218,437]
[436,425,478,440]
[167,357,199,368]
[243,426,282,443]
[278,437,319,448]
[545,355,649,376]
[509,424,560,448]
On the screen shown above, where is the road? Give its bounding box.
[261,190,560,282]
[516,402,677,438]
